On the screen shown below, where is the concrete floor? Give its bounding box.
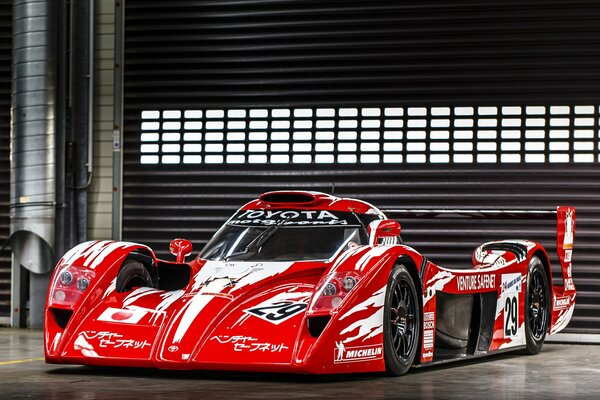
[1,329,599,399]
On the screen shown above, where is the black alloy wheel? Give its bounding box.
[384,264,420,376]
[523,256,550,355]
[115,259,157,293]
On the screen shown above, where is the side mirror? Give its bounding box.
[369,219,401,246]
[169,238,193,263]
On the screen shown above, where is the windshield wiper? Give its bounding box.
[224,216,292,261]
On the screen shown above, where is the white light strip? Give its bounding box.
[139,106,599,165]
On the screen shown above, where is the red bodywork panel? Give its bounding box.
[44,192,576,374]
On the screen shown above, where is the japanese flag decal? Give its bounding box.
[97,307,148,324]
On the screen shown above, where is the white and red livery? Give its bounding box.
[45,191,576,375]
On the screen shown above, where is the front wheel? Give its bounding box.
[115,259,156,293]
[523,256,550,355]
[383,264,421,376]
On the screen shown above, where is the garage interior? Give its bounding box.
[1,0,600,398]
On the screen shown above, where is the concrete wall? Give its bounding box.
[88,0,114,240]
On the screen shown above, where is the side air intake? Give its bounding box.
[481,242,528,262]
[307,316,331,338]
[50,308,73,330]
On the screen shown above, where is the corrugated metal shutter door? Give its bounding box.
[0,0,12,317]
[122,1,600,334]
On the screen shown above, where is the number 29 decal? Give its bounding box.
[504,296,518,337]
[502,273,522,338]
[245,300,307,325]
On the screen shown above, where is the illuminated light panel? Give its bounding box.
[138,105,598,165]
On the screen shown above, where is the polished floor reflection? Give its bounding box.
[1,329,598,399]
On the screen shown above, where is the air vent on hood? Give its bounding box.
[259,191,317,204]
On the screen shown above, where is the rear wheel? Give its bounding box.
[384,264,420,376]
[115,259,156,293]
[523,256,550,354]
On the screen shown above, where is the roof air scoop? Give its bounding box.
[259,191,317,204]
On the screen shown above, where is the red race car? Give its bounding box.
[45,191,576,375]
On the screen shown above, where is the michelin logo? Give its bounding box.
[554,296,570,310]
[334,342,383,364]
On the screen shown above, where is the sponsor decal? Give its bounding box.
[200,292,234,300]
[565,278,575,291]
[502,273,522,294]
[423,312,435,350]
[423,312,435,330]
[456,274,495,292]
[422,351,433,359]
[229,209,350,226]
[210,335,289,353]
[565,250,572,263]
[423,330,434,350]
[551,299,576,334]
[97,307,148,324]
[502,274,521,338]
[78,331,151,350]
[245,300,307,325]
[554,296,571,310]
[564,209,574,250]
[334,342,383,364]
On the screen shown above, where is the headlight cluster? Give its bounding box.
[49,265,96,308]
[309,271,361,313]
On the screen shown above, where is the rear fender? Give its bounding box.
[473,207,576,336]
[491,217,577,336]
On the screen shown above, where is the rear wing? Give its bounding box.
[381,206,576,286]
[381,208,557,219]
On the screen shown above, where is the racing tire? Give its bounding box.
[384,264,421,376]
[523,256,550,355]
[115,259,156,293]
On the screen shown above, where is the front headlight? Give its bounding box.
[48,265,96,308]
[308,271,361,314]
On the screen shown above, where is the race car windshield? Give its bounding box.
[198,225,364,261]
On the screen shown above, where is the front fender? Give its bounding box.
[298,244,424,373]
[56,240,157,278]
[45,240,158,360]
